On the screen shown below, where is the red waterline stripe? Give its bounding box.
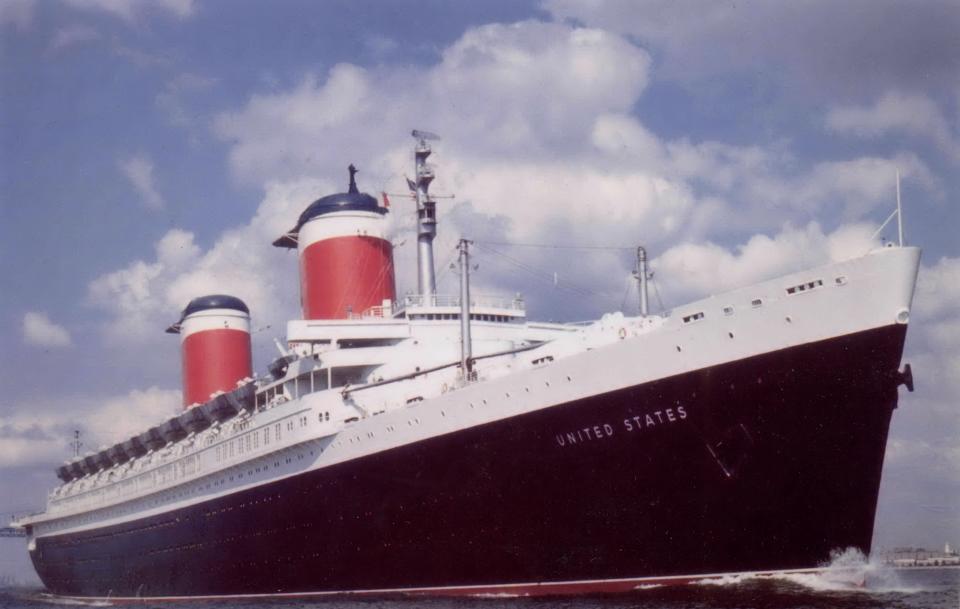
[50,566,830,604]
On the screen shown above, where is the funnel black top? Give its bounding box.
[273,165,384,249]
[166,294,249,333]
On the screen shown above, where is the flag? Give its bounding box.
[381,192,390,208]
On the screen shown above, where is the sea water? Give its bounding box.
[1,550,957,609]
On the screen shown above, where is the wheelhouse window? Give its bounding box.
[295,373,310,398]
[331,366,367,388]
[312,369,329,392]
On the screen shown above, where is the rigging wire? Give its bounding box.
[651,274,667,313]
[620,275,633,313]
[434,243,461,288]
[472,242,600,298]
[467,244,599,320]
[475,240,636,251]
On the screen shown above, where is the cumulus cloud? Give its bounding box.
[0,387,180,468]
[22,312,72,348]
[914,256,960,320]
[49,23,100,52]
[212,18,938,284]
[651,222,879,302]
[827,91,960,163]
[665,140,937,222]
[0,420,66,469]
[205,20,683,321]
[63,0,194,22]
[213,21,652,186]
[77,15,948,349]
[200,17,943,326]
[797,154,938,219]
[87,181,320,348]
[87,387,182,444]
[119,154,165,210]
[64,15,935,345]
[88,229,202,342]
[543,0,960,99]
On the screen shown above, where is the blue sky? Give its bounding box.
[1,0,958,583]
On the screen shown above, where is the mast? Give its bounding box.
[458,238,473,379]
[70,430,83,458]
[635,246,650,317]
[896,169,904,247]
[412,130,439,302]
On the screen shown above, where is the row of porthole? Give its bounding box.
[43,514,177,548]
[147,519,288,558]
[53,487,292,565]
[65,414,283,507]
[332,372,576,452]
[54,443,306,534]
[344,374,579,450]
[463,375,572,411]
[61,407,297,501]
[167,518,324,572]
[56,446,313,543]
[673,311,799,353]
[43,515,176,548]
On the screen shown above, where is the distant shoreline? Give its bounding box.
[888,565,960,570]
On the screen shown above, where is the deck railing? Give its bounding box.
[386,293,525,317]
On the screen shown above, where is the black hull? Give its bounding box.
[32,324,907,597]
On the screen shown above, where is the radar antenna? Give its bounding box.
[411,129,441,143]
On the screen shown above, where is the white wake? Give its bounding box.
[693,547,926,594]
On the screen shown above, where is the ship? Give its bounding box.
[15,131,921,600]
